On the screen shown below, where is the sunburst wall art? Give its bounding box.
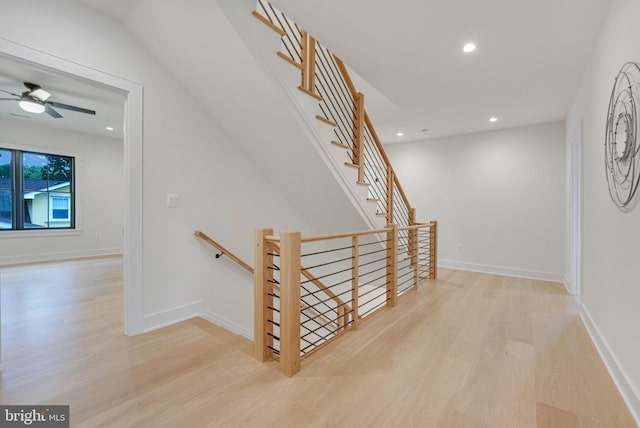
[605,62,640,211]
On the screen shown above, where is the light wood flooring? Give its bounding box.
[0,258,636,427]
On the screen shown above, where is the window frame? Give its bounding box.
[0,145,76,233]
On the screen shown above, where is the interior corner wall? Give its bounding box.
[386,121,566,280]
[0,0,317,337]
[565,0,640,420]
[0,118,124,264]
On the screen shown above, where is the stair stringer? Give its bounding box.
[217,0,386,230]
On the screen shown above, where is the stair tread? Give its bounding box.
[367,198,381,202]
[331,140,350,150]
[316,115,337,127]
[277,51,303,70]
[356,181,371,186]
[344,162,360,169]
[298,86,322,101]
[251,11,285,37]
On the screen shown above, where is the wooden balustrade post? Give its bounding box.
[354,92,365,183]
[386,169,394,226]
[300,30,308,91]
[429,221,438,279]
[409,209,419,290]
[386,224,398,307]
[300,31,316,95]
[351,235,359,328]
[280,231,302,377]
[254,228,274,362]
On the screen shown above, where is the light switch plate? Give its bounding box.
[167,193,180,208]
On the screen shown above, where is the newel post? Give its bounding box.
[280,231,301,377]
[429,221,438,279]
[386,224,398,307]
[254,228,274,362]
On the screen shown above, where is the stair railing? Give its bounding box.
[255,0,414,228]
[194,230,351,360]
[255,222,438,376]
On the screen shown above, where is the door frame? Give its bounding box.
[569,121,583,300]
[0,38,144,335]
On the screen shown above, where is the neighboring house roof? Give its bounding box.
[23,181,71,200]
[0,178,68,190]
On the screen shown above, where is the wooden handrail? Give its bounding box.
[334,54,413,214]
[194,230,254,274]
[333,55,358,98]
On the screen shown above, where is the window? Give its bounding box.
[0,148,75,230]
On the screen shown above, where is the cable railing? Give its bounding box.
[255,222,438,376]
[195,229,353,361]
[254,0,414,228]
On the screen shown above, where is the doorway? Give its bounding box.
[0,38,143,335]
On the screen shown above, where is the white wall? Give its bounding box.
[386,122,566,280]
[0,118,124,264]
[0,0,318,336]
[565,0,640,420]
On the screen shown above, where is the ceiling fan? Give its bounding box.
[0,82,96,118]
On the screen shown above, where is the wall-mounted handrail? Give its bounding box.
[194,230,254,273]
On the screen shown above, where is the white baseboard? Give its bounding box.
[143,300,204,333]
[0,247,123,266]
[438,259,565,283]
[580,304,640,425]
[200,311,253,340]
[563,274,571,295]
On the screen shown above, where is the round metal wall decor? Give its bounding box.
[605,62,640,211]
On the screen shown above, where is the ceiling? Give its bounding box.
[269,0,612,143]
[0,54,125,140]
[69,0,612,143]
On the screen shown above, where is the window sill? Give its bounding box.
[0,229,83,239]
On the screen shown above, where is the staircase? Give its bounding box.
[206,0,437,377]
[217,0,415,232]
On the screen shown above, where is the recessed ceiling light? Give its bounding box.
[106,126,114,131]
[489,117,498,123]
[397,132,404,137]
[463,43,476,53]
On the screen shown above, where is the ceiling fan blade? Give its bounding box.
[0,88,20,97]
[47,101,95,115]
[45,104,63,119]
[0,98,18,101]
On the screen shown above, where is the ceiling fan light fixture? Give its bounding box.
[18,99,45,114]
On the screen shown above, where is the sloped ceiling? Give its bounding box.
[271,0,612,142]
[73,0,611,143]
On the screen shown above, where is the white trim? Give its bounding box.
[0,247,122,266]
[143,301,204,333]
[569,122,583,299]
[200,311,253,340]
[0,228,83,238]
[439,259,565,282]
[580,304,640,425]
[562,274,571,295]
[0,36,145,336]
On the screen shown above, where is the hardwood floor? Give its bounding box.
[0,259,635,427]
